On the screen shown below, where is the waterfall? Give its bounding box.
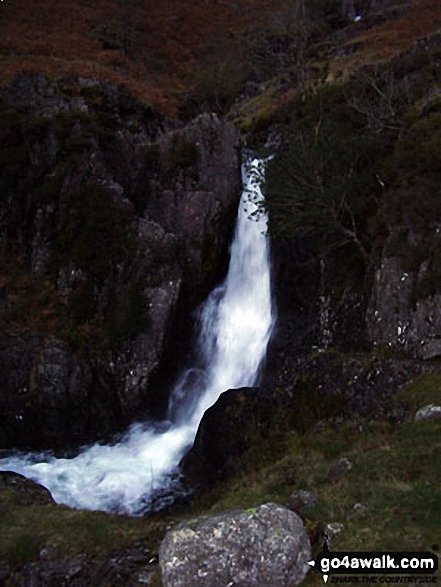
[0,158,275,515]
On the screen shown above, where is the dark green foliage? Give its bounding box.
[80,84,103,101]
[0,110,48,197]
[264,99,378,262]
[30,177,65,207]
[262,54,441,286]
[0,144,28,194]
[382,114,441,228]
[53,112,94,159]
[145,142,161,167]
[0,111,53,245]
[384,184,441,230]
[284,384,346,435]
[234,0,342,94]
[68,280,97,323]
[0,109,50,144]
[414,251,441,302]
[0,109,97,247]
[163,133,200,183]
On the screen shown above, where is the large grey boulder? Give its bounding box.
[159,503,311,587]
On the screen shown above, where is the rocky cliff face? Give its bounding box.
[367,228,441,359]
[0,73,241,449]
[262,26,441,370]
[269,229,441,366]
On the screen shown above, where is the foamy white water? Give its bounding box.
[0,158,275,515]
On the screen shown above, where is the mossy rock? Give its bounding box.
[0,472,54,507]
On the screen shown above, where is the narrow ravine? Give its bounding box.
[0,158,275,515]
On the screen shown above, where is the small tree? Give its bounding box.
[264,111,377,264]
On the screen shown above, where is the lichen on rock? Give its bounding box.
[159,503,311,587]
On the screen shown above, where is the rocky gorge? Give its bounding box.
[1,0,441,584]
[0,73,241,448]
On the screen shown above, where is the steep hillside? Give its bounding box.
[0,0,308,116]
[231,0,441,132]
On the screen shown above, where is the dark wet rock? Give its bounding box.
[2,73,87,119]
[414,404,441,422]
[147,112,241,297]
[286,490,318,515]
[327,458,353,482]
[0,73,240,448]
[1,73,167,135]
[264,238,369,386]
[0,332,93,448]
[159,503,311,587]
[265,238,321,363]
[181,353,433,496]
[0,471,54,506]
[108,219,183,421]
[269,350,433,423]
[366,229,441,360]
[180,387,278,490]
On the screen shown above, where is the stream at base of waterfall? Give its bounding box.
[0,159,275,515]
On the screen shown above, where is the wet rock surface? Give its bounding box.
[0,471,54,506]
[180,387,278,489]
[0,73,240,448]
[0,332,93,448]
[366,229,441,360]
[159,503,311,587]
[270,351,433,423]
[181,352,433,494]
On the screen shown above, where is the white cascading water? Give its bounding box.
[0,158,275,515]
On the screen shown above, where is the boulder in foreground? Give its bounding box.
[159,502,311,587]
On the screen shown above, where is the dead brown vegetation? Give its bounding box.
[0,0,292,116]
